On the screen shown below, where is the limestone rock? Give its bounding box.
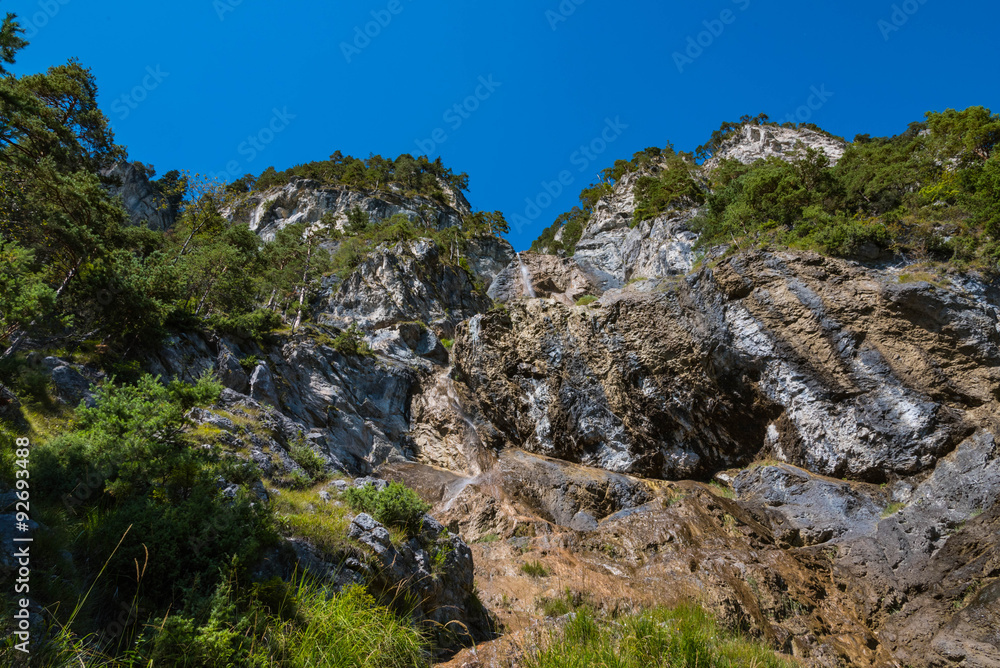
[41,357,97,407]
[733,463,884,546]
[103,161,179,231]
[318,239,494,339]
[346,512,494,649]
[487,252,597,305]
[224,177,471,241]
[249,363,279,408]
[456,251,999,482]
[703,124,847,171]
[216,343,249,393]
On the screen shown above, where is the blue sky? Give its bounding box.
[9,0,999,250]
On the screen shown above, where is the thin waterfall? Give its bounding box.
[428,368,496,511]
[517,252,537,298]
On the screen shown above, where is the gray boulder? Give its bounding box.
[733,463,884,546]
[249,363,279,407]
[346,512,493,649]
[47,361,95,407]
[103,161,179,231]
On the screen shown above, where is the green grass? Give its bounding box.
[898,270,951,288]
[274,487,354,556]
[537,588,596,618]
[261,579,430,667]
[708,481,735,499]
[521,560,550,578]
[524,602,796,668]
[575,295,598,306]
[32,572,431,668]
[473,533,500,544]
[881,502,905,518]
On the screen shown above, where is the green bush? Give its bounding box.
[330,236,369,278]
[343,481,431,535]
[133,571,429,668]
[330,324,373,357]
[31,373,277,613]
[238,355,260,373]
[786,206,891,257]
[167,369,224,409]
[207,308,283,343]
[288,435,328,481]
[633,162,705,224]
[346,206,371,233]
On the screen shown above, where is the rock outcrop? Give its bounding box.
[569,170,703,292]
[487,252,597,305]
[454,292,775,479]
[317,239,496,338]
[103,161,179,231]
[703,124,848,170]
[149,327,426,473]
[348,510,494,648]
[561,125,847,293]
[126,127,999,666]
[456,251,999,484]
[225,177,471,241]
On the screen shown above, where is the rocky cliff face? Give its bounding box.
[568,170,703,292]
[136,126,1000,666]
[317,239,499,338]
[487,252,596,304]
[562,125,847,293]
[103,161,179,231]
[225,176,472,240]
[703,123,848,170]
[460,251,999,484]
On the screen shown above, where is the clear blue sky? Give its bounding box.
[8,0,999,250]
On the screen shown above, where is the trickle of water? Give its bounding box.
[517,252,537,299]
[430,369,496,511]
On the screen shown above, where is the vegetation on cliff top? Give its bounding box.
[532,107,1000,272]
[0,8,504,369]
[242,151,471,207]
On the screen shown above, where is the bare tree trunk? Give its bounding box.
[195,265,228,316]
[292,237,314,332]
[172,214,214,266]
